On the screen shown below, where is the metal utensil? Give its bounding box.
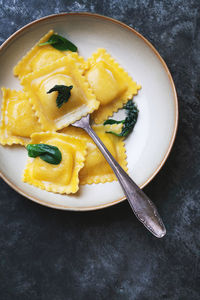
[72,114,166,238]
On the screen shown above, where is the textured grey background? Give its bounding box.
[0,1,200,299]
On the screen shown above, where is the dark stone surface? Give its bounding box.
[0,0,200,299]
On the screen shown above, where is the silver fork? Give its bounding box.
[72,114,166,238]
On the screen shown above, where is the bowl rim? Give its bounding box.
[0,12,178,211]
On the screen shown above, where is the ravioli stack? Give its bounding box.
[0,30,141,194]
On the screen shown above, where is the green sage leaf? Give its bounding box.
[26,144,62,165]
[47,85,73,108]
[104,100,139,137]
[39,34,77,52]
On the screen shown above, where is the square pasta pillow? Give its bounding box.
[21,56,100,131]
[84,48,141,124]
[60,124,127,184]
[23,132,87,194]
[0,88,42,145]
[13,30,85,78]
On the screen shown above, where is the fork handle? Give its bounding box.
[84,125,166,238]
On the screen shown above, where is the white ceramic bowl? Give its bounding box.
[0,13,178,210]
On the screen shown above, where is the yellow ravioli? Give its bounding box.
[13,30,85,78]
[23,132,87,194]
[21,56,100,131]
[84,48,141,124]
[60,124,127,184]
[0,88,42,145]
